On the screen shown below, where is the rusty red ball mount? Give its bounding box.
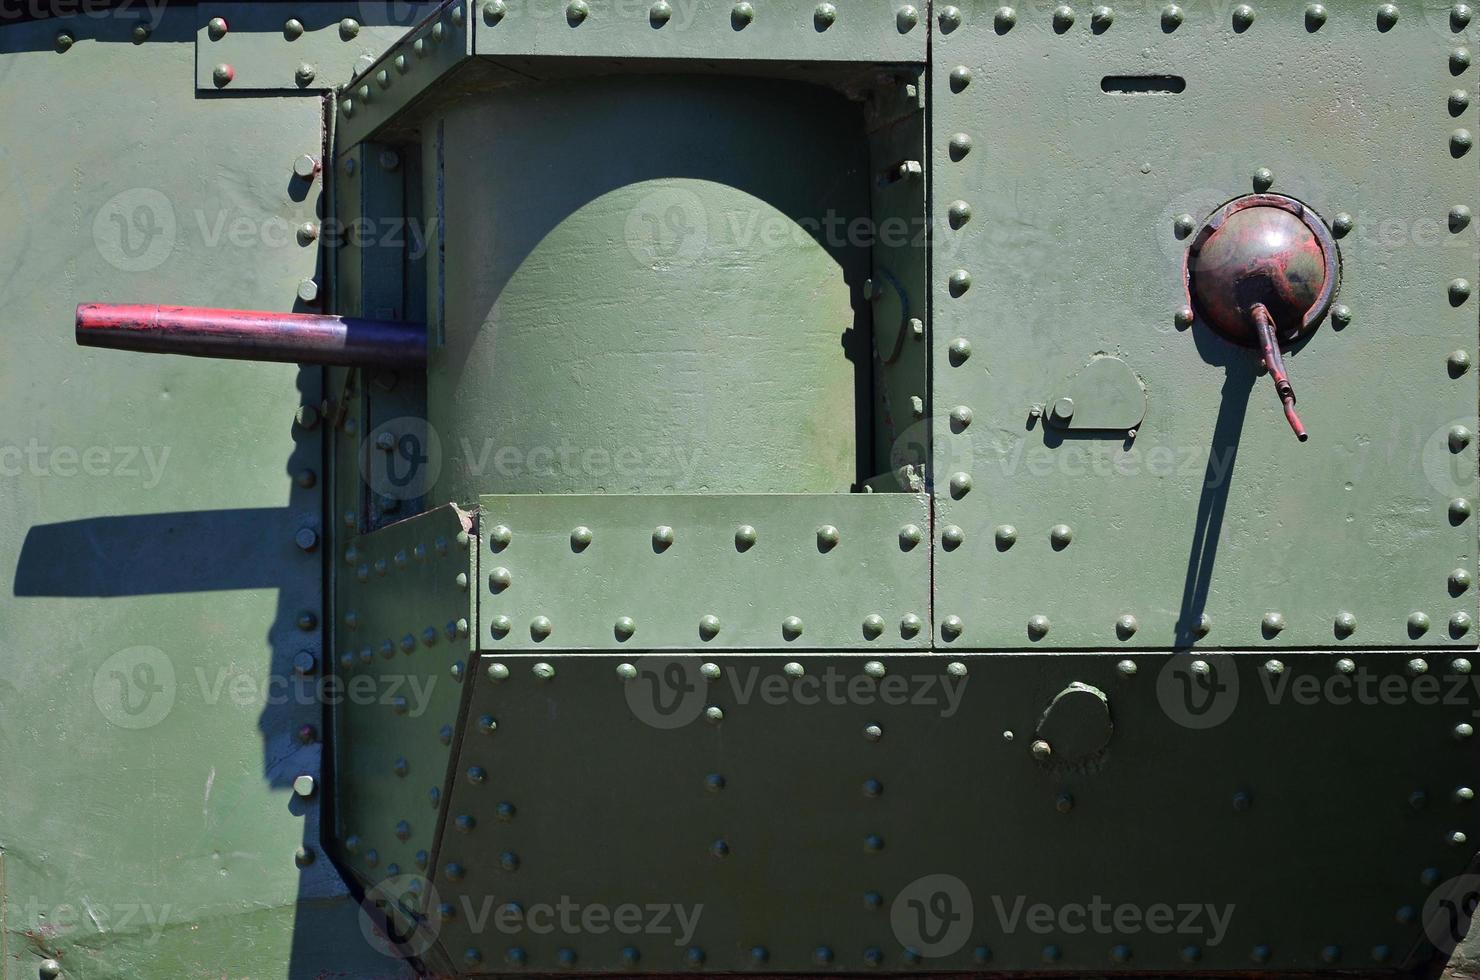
[1183,193,1341,442]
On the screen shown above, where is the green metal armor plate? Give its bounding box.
[932,0,1479,650]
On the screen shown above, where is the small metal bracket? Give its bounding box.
[196,3,420,92]
[1044,355,1147,433]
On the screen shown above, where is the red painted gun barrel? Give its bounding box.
[76,304,426,369]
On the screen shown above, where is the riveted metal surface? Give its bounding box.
[331,504,479,893]
[471,0,926,64]
[933,2,1479,649]
[195,3,419,92]
[477,494,930,650]
[336,0,473,153]
[423,651,1476,974]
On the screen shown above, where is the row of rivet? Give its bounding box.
[940,609,1475,642]
[345,535,458,570]
[338,620,471,672]
[488,612,925,642]
[473,660,967,684]
[340,6,465,117]
[483,0,922,33]
[442,941,1412,968]
[939,2,1473,34]
[488,522,922,554]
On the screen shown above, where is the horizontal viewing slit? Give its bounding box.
[1101,74,1187,94]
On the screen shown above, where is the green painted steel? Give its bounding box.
[932,0,1479,650]
[0,5,422,979]
[429,651,1476,974]
[427,74,875,499]
[330,505,478,918]
[477,494,930,650]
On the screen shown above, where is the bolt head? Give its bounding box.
[292,774,316,797]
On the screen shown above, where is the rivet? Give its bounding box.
[1335,611,1357,638]
[490,616,512,639]
[897,5,919,32]
[207,16,229,40]
[340,17,361,39]
[292,774,316,797]
[1456,786,1475,802]
[1409,611,1432,636]
[652,525,675,551]
[1162,4,1184,30]
[1053,5,1076,32]
[484,0,507,25]
[1252,166,1274,190]
[732,2,754,29]
[570,525,593,551]
[1174,305,1196,330]
[1028,614,1050,640]
[817,525,840,551]
[1116,614,1138,639]
[863,663,889,680]
[489,524,512,550]
[1330,212,1353,237]
[710,839,730,858]
[398,633,416,654]
[1305,2,1328,28]
[946,662,968,679]
[705,705,724,724]
[863,614,886,639]
[467,765,487,785]
[1376,4,1399,30]
[781,661,805,679]
[1264,658,1285,676]
[814,2,837,30]
[941,525,965,550]
[1455,568,1476,594]
[1252,944,1272,964]
[949,472,973,498]
[567,0,589,25]
[995,525,1018,550]
[1330,304,1352,328]
[488,566,512,592]
[1454,130,1474,155]
[616,663,638,681]
[376,69,392,92]
[1450,831,1469,847]
[364,849,379,867]
[295,527,319,552]
[864,723,884,741]
[1453,279,1475,307]
[557,948,576,967]
[704,773,725,792]
[1183,946,1204,963]
[614,617,636,641]
[815,947,834,965]
[995,6,1017,31]
[499,850,520,871]
[948,134,973,161]
[393,819,411,841]
[213,64,235,87]
[1050,524,1073,549]
[532,662,555,681]
[948,201,972,228]
[699,614,722,640]
[530,616,553,641]
[685,948,705,966]
[950,405,974,429]
[782,617,805,640]
[735,525,758,551]
[900,614,923,638]
[863,833,885,852]
[1454,47,1472,73]
[1091,5,1114,32]
[1450,497,1472,522]
[1262,612,1286,636]
[941,615,964,641]
[1456,658,1473,674]
[699,662,721,681]
[939,5,963,31]
[1043,945,1063,963]
[1372,945,1392,964]
[1113,659,1139,678]
[621,947,640,966]
[1232,4,1255,30]
[1454,722,1474,740]
[1456,3,1475,29]
[293,650,317,676]
[297,611,318,631]
[1449,350,1472,375]
[650,0,672,27]
[1452,611,1473,636]
[1056,792,1074,813]
[1452,91,1471,116]
[1407,657,1430,676]
[378,641,394,660]
[1173,213,1196,238]
[899,523,922,550]
[864,948,883,966]
[1111,945,1132,964]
